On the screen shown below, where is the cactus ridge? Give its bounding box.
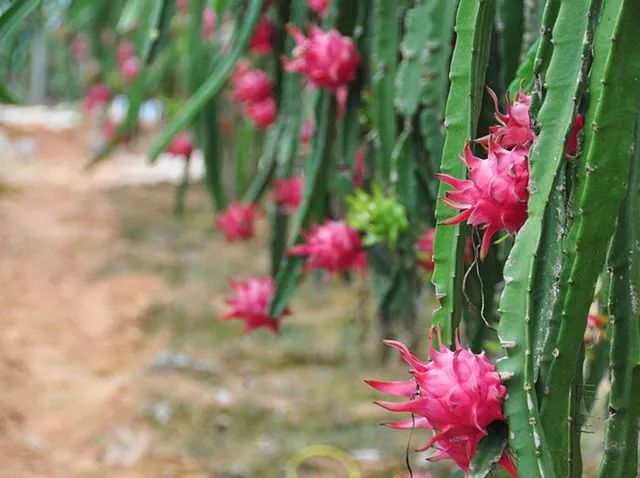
[431,0,495,346]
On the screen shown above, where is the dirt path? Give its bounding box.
[0,123,166,477]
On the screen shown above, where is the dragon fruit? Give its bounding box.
[273,176,303,213]
[175,0,188,13]
[117,42,135,65]
[230,63,273,103]
[566,113,584,158]
[283,25,360,115]
[222,277,288,333]
[436,140,529,258]
[308,0,329,17]
[584,305,608,347]
[288,220,367,273]
[84,84,111,113]
[120,56,139,83]
[216,203,259,242]
[478,89,533,148]
[249,17,273,56]
[202,7,217,39]
[367,334,516,477]
[166,132,194,159]
[244,97,277,128]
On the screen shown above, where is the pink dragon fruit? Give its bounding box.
[288,220,367,273]
[71,35,89,62]
[366,334,516,477]
[273,176,303,213]
[230,63,273,103]
[283,25,360,115]
[352,145,367,189]
[436,140,529,258]
[215,203,259,242]
[566,113,584,158]
[175,0,188,13]
[202,7,217,39]
[84,84,111,113]
[120,56,139,83]
[249,17,273,56]
[584,308,608,347]
[117,41,135,65]
[300,118,314,144]
[308,0,329,17]
[479,89,533,148]
[222,277,288,333]
[244,97,277,128]
[166,132,194,159]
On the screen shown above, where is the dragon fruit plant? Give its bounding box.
[46,0,640,476]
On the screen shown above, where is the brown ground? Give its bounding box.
[0,121,433,478]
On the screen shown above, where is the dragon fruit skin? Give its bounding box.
[479,89,533,148]
[120,56,140,83]
[84,84,111,113]
[566,113,585,158]
[283,25,360,115]
[230,64,273,103]
[436,140,529,258]
[308,0,329,17]
[366,336,516,477]
[215,203,260,242]
[166,132,194,159]
[250,17,273,56]
[244,97,277,129]
[222,277,288,333]
[117,41,135,65]
[288,220,367,274]
[202,7,217,39]
[273,176,303,213]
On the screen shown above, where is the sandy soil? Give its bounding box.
[0,124,168,477]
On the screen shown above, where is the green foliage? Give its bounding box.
[346,188,408,247]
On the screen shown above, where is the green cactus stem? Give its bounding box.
[496,1,599,475]
[597,113,640,477]
[540,2,640,475]
[431,0,495,346]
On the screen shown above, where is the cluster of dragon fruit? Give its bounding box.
[78,1,607,476]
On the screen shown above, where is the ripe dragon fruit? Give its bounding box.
[117,42,135,65]
[120,56,140,83]
[584,304,608,347]
[230,63,277,128]
[566,113,584,158]
[166,132,194,159]
[308,0,329,17]
[249,17,273,56]
[202,7,217,39]
[479,89,533,148]
[222,277,288,333]
[231,63,273,103]
[215,203,259,242]
[273,176,303,214]
[288,220,367,273]
[244,97,277,128]
[436,140,529,258]
[366,334,516,477]
[283,25,360,116]
[84,84,111,114]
